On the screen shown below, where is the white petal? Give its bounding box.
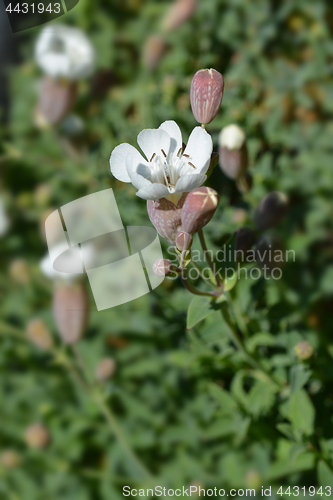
[175,173,207,193]
[137,128,170,162]
[159,120,183,156]
[136,183,169,200]
[183,126,213,173]
[110,143,146,183]
[126,156,152,190]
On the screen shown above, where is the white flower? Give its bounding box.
[35,24,95,80]
[0,197,9,237]
[110,120,213,201]
[218,124,246,150]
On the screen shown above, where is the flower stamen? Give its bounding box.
[188,162,196,168]
[150,153,156,162]
[161,149,167,158]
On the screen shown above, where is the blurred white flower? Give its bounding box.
[110,120,213,202]
[0,197,9,236]
[218,124,246,150]
[35,24,95,80]
[40,242,95,282]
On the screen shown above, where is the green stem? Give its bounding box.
[220,304,285,389]
[197,229,223,287]
[190,259,216,289]
[181,271,219,298]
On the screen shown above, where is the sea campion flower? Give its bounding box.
[110,120,213,202]
[35,24,95,81]
[190,69,224,125]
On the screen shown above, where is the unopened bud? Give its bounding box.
[142,35,167,70]
[147,194,186,245]
[255,234,284,271]
[9,258,30,285]
[162,0,197,32]
[235,227,256,261]
[245,470,262,490]
[24,423,50,449]
[153,259,179,277]
[181,187,219,234]
[35,77,78,127]
[27,318,54,350]
[53,282,89,344]
[176,231,193,251]
[254,191,289,230]
[218,124,248,179]
[190,69,224,124]
[0,450,21,469]
[294,341,314,360]
[95,358,117,381]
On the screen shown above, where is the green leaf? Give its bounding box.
[247,381,277,417]
[317,460,333,488]
[246,332,277,353]
[290,365,312,394]
[276,423,295,442]
[207,383,238,413]
[290,389,315,436]
[187,296,215,329]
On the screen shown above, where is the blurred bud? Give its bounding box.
[142,35,167,70]
[175,231,193,251]
[95,358,117,381]
[235,227,256,261]
[181,187,219,234]
[254,191,289,231]
[245,470,262,490]
[294,341,314,360]
[40,208,57,241]
[53,282,89,344]
[0,450,21,469]
[190,69,224,125]
[153,258,179,277]
[35,183,52,207]
[24,423,50,449]
[255,234,284,271]
[147,195,186,245]
[162,0,197,32]
[232,208,248,224]
[236,172,253,193]
[0,196,10,236]
[35,77,78,128]
[27,319,54,351]
[188,481,204,496]
[218,124,248,180]
[9,258,30,285]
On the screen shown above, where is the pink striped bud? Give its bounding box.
[147,194,186,244]
[142,35,167,71]
[35,77,77,127]
[218,124,248,180]
[190,69,224,125]
[153,259,179,277]
[181,187,219,234]
[53,282,89,345]
[95,358,117,381]
[175,231,193,251]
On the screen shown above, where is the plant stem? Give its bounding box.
[190,259,216,289]
[220,304,285,389]
[197,229,223,287]
[181,271,219,298]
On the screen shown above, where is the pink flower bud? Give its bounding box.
[181,187,219,234]
[175,231,193,251]
[147,194,186,244]
[153,259,179,277]
[254,191,289,230]
[142,35,167,71]
[24,423,50,450]
[218,124,248,180]
[190,69,224,125]
[53,282,89,345]
[95,358,117,381]
[162,0,197,32]
[35,77,77,127]
[26,318,54,351]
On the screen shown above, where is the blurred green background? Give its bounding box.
[1,0,333,498]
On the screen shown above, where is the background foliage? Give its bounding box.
[1,0,333,498]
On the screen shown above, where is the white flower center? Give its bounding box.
[143,147,196,193]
